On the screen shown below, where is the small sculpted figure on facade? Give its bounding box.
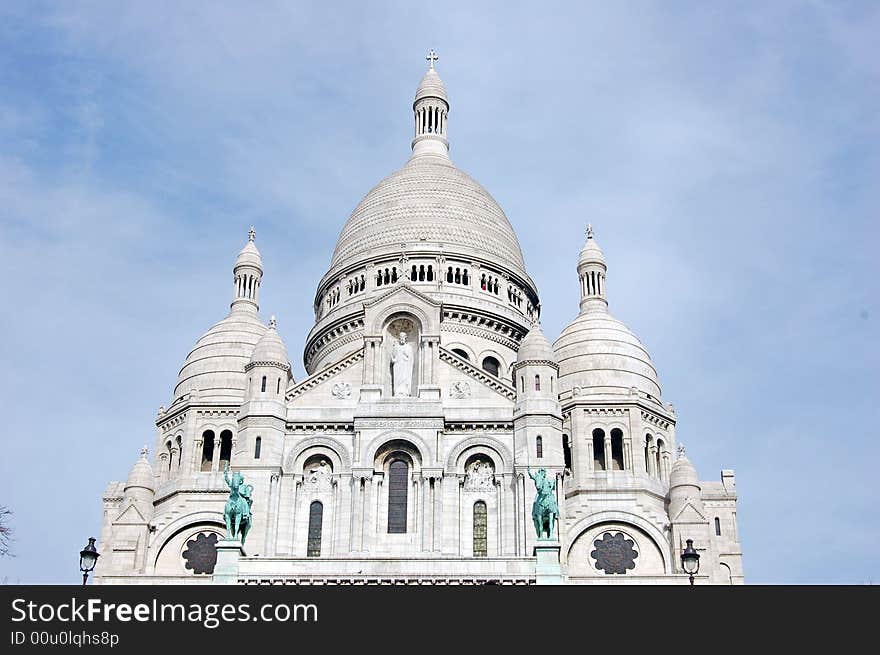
[223,462,253,544]
[391,331,414,397]
[528,466,559,539]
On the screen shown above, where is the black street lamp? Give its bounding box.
[79,537,100,586]
[680,538,700,586]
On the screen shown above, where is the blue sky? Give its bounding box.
[0,2,877,584]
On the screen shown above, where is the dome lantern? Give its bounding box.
[231,227,263,314]
[578,224,608,313]
[412,49,450,158]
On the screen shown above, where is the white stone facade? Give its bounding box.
[95,57,744,586]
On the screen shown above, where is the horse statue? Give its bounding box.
[223,462,253,544]
[528,466,559,539]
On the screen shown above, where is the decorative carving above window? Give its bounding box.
[591,532,638,575]
[182,532,219,575]
[305,459,333,491]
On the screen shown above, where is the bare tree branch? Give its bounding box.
[0,505,14,557]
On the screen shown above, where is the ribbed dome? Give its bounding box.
[124,447,154,494]
[173,311,267,401]
[235,228,262,269]
[670,453,699,489]
[249,317,290,368]
[415,68,448,104]
[554,309,661,399]
[517,323,554,363]
[578,226,605,266]
[329,154,528,278]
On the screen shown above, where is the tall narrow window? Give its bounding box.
[387,460,409,534]
[592,429,606,470]
[201,430,215,472]
[535,374,541,391]
[261,376,267,393]
[644,435,653,475]
[520,376,525,392]
[656,439,665,480]
[254,436,262,460]
[473,501,488,557]
[610,428,625,470]
[307,501,323,557]
[715,517,722,536]
[536,436,543,459]
[219,430,233,465]
[276,378,281,394]
[563,435,572,471]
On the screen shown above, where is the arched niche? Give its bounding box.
[383,312,422,399]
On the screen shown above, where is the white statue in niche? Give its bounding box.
[306,459,332,490]
[391,331,414,397]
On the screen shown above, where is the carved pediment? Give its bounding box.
[439,347,516,401]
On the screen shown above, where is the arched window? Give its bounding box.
[166,441,173,470]
[452,348,469,361]
[411,265,417,281]
[656,439,665,480]
[276,377,281,394]
[715,517,722,536]
[482,356,500,377]
[473,501,488,557]
[254,436,262,459]
[610,428,624,470]
[644,435,653,475]
[536,436,543,459]
[592,428,606,470]
[307,501,323,557]
[535,374,541,391]
[427,265,434,282]
[447,267,453,283]
[261,376,267,393]
[387,460,409,534]
[219,430,233,465]
[176,436,182,468]
[563,434,572,471]
[520,376,524,392]
[200,430,215,472]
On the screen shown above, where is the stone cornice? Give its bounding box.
[244,360,291,373]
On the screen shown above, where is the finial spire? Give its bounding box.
[426,49,438,70]
[140,445,148,459]
[248,226,256,242]
[269,315,277,329]
[586,224,594,239]
[677,443,686,458]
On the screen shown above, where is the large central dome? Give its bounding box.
[329,154,528,278]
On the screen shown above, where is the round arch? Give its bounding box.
[565,511,673,574]
[284,435,352,473]
[361,430,434,468]
[445,435,513,473]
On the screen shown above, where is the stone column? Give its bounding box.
[211,434,222,474]
[433,475,442,553]
[604,434,612,474]
[495,478,503,557]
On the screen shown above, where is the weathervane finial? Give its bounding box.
[426,49,439,70]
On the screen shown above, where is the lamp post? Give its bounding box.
[680,538,700,586]
[79,537,100,586]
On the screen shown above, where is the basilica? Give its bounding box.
[96,55,744,585]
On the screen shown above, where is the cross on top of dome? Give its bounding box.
[248,226,256,242]
[426,49,439,70]
[586,224,594,239]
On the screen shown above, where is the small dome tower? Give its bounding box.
[513,323,564,548]
[232,226,263,314]
[122,446,155,519]
[412,49,450,158]
[245,315,292,400]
